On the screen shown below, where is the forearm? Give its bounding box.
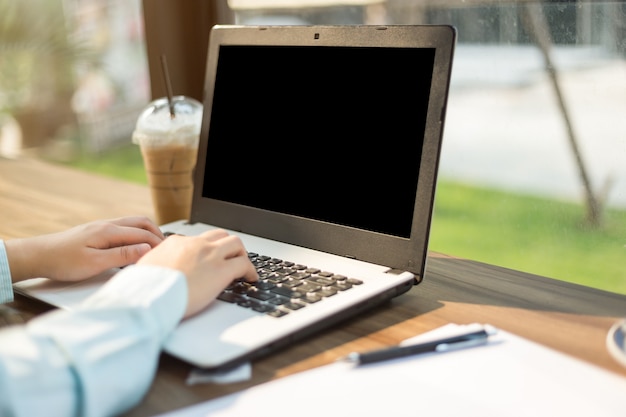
[0,265,187,417]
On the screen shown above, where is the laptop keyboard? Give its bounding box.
[218,252,363,317]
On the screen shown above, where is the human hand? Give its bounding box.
[6,216,164,283]
[137,229,258,318]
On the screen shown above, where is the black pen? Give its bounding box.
[342,325,497,365]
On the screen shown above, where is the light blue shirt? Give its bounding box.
[0,240,13,304]
[0,264,187,417]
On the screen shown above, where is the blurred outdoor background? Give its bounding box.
[0,0,624,294]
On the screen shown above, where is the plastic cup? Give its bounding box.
[132,96,203,225]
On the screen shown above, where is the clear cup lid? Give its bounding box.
[132,95,203,147]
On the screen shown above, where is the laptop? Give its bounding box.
[14,24,456,371]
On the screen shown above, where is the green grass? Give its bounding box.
[59,145,626,295]
[430,181,626,295]
[63,144,148,185]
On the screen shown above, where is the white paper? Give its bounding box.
[156,324,626,417]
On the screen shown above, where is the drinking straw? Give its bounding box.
[160,54,176,118]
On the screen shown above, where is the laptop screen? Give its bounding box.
[192,25,456,278]
[202,44,434,239]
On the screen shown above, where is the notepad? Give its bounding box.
[156,323,626,417]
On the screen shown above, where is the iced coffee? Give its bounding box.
[132,96,203,225]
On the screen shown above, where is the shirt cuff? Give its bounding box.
[0,240,14,304]
[81,264,188,341]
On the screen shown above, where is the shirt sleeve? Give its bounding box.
[0,264,187,417]
[0,240,14,304]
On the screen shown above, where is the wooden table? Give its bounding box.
[2,156,625,416]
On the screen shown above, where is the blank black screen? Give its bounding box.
[202,45,435,238]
